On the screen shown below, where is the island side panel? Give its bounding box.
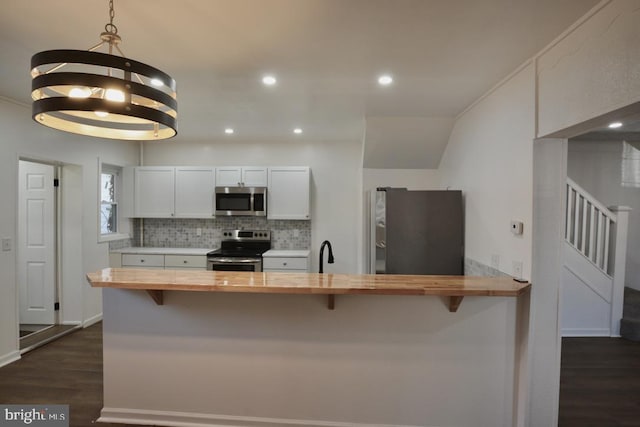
[102,288,520,427]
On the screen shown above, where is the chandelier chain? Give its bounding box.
[105,0,118,35]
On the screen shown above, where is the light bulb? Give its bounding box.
[225,128,234,134]
[105,88,125,102]
[608,122,623,129]
[293,128,303,134]
[150,78,163,87]
[69,87,91,98]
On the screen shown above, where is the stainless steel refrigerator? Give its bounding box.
[370,188,463,275]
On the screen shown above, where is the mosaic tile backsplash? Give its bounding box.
[464,257,510,277]
[140,218,311,250]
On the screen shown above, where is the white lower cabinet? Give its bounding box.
[115,252,207,270]
[263,251,310,273]
[164,255,207,269]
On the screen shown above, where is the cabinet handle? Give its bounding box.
[283,262,287,266]
[141,259,145,263]
[183,260,188,264]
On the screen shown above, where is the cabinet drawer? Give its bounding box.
[263,257,308,271]
[165,255,206,268]
[122,254,165,267]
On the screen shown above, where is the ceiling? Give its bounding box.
[0,0,599,167]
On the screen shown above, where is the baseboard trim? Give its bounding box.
[562,328,611,337]
[83,313,103,328]
[98,408,424,427]
[0,350,21,368]
[61,321,82,326]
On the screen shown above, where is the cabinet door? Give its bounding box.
[134,167,175,217]
[216,167,242,187]
[175,167,215,218]
[242,167,268,187]
[267,167,310,220]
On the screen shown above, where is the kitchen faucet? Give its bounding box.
[319,240,334,273]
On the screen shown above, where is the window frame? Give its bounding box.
[98,161,130,242]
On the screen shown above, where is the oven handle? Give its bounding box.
[208,257,261,264]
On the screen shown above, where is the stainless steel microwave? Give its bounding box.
[215,186,267,216]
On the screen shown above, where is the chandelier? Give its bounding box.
[30,0,177,140]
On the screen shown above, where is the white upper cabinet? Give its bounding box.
[135,167,175,217]
[174,167,215,217]
[216,167,267,187]
[268,167,310,220]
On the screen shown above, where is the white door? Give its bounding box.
[18,160,56,325]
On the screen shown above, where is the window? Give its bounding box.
[101,168,118,235]
[98,162,130,242]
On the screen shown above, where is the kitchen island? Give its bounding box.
[89,269,530,427]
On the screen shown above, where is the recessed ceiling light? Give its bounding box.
[262,75,277,86]
[293,128,303,134]
[224,128,234,134]
[378,75,393,86]
[608,122,623,129]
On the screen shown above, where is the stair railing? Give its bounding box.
[565,178,617,274]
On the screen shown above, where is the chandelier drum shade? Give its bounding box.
[30,0,177,140]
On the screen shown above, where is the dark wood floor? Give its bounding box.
[559,337,640,427]
[0,323,131,427]
[2,324,639,426]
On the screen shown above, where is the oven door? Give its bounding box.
[207,257,262,272]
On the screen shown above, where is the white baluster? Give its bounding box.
[589,204,596,261]
[603,218,610,273]
[566,185,573,241]
[596,212,604,269]
[573,190,580,248]
[581,198,588,254]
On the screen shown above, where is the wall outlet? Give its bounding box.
[196,228,202,237]
[491,254,500,269]
[512,260,523,279]
[1,238,11,252]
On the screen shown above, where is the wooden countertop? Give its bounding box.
[87,268,530,312]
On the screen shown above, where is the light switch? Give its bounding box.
[2,238,11,252]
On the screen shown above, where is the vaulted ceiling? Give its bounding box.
[0,0,599,167]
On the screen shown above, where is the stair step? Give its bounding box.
[620,318,640,342]
[623,287,640,320]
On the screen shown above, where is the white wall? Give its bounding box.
[141,139,363,274]
[537,0,640,138]
[568,139,640,290]
[0,98,138,366]
[438,63,534,279]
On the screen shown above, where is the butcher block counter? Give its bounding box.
[87,268,529,312]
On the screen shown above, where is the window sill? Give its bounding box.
[99,233,131,243]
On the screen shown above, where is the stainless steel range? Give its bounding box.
[206,230,271,272]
